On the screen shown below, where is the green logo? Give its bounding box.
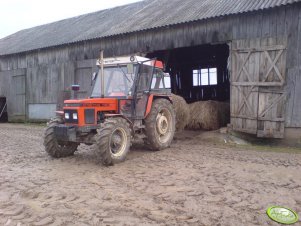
[267,206,299,225]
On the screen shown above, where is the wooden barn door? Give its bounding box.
[11,70,26,120]
[230,38,287,138]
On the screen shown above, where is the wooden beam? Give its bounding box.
[232,82,284,86]
[258,93,286,118]
[258,117,285,122]
[234,51,252,82]
[232,45,286,52]
[231,114,257,120]
[236,86,255,116]
[262,50,284,83]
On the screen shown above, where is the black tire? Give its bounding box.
[144,98,176,150]
[44,117,79,158]
[95,117,131,166]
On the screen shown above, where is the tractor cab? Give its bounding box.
[88,56,171,120]
[91,56,170,98]
[91,60,137,99]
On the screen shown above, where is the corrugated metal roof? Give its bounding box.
[0,0,300,56]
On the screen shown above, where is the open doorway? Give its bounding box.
[0,97,8,122]
[147,44,230,103]
[147,44,230,131]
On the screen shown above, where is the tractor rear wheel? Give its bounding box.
[95,117,131,166]
[144,98,175,150]
[44,117,79,158]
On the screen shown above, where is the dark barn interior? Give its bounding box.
[0,97,8,123]
[147,44,230,103]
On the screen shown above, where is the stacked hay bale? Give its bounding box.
[171,93,230,131]
[187,100,230,130]
[171,94,190,131]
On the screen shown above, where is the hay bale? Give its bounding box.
[187,100,230,130]
[187,101,219,130]
[171,94,190,131]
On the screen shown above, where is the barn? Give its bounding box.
[0,0,301,139]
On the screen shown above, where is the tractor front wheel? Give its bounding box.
[95,117,131,166]
[44,117,79,158]
[144,98,176,151]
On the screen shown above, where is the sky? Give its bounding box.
[0,0,143,39]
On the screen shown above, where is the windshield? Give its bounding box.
[91,65,137,98]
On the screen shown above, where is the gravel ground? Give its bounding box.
[0,123,300,226]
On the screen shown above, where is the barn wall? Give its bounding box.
[0,4,300,124]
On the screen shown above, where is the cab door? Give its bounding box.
[134,61,154,119]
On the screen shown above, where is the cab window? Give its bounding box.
[151,69,171,89]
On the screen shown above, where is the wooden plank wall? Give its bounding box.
[75,59,97,99]
[0,4,300,125]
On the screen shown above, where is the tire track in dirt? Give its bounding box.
[0,123,300,225]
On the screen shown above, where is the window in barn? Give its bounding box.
[193,70,201,86]
[193,68,217,86]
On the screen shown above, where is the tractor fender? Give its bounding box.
[104,114,133,125]
[145,94,172,118]
[55,111,64,116]
[104,114,134,135]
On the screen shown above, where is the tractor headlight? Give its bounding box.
[72,113,78,120]
[65,113,70,119]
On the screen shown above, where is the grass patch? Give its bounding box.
[228,131,301,154]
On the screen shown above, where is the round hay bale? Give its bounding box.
[171,94,190,131]
[187,100,230,131]
[187,100,220,130]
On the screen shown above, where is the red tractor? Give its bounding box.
[44,54,175,165]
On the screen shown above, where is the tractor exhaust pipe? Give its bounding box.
[100,50,104,98]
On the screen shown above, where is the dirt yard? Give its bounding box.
[0,123,300,226]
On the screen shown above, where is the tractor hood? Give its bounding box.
[63,98,119,115]
[64,98,118,108]
[63,98,119,126]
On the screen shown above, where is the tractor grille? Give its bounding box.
[64,109,78,124]
[85,109,95,124]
